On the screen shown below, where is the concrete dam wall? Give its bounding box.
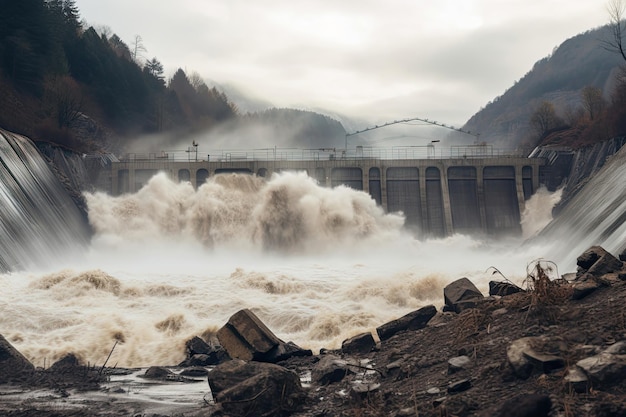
[110,156,543,238]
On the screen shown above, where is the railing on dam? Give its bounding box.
[117,144,526,163]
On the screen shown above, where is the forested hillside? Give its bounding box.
[463,24,626,151]
[0,0,237,152]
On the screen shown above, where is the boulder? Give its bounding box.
[217,309,282,361]
[180,333,231,366]
[571,277,601,300]
[444,278,484,313]
[376,304,437,341]
[0,334,35,383]
[208,359,304,417]
[311,354,353,385]
[342,332,376,355]
[507,337,564,379]
[49,353,81,372]
[489,280,523,297]
[263,340,312,363]
[576,352,626,387]
[577,246,623,277]
[216,309,310,363]
[141,366,175,380]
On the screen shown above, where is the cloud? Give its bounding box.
[77,0,609,125]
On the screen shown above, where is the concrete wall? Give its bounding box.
[111,156,543,237]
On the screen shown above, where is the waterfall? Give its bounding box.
[540,144,626,269]
[0,129,89,272]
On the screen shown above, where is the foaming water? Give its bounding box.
[521,186,563,239]
[0,172,561,367]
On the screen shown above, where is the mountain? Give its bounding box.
[463,25,624,151]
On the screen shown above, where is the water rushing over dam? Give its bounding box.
[1,128,625,368]
[110,149,543,238]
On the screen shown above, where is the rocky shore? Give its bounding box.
[2,245,626,417]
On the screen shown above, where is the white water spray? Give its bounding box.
[1,171,557,368]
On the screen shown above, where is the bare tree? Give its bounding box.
[581,86,606,120]
[604,0,626,61]
[188,71,205,91]
[530,101,563,138]
[131,34,147,63]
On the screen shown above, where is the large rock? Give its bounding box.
[577,246,623,277]
[489,280,523,297]
[576,352,626,387]
[216,309,310,363]
[444,278,484,313]
[0,334,35,383]
[341,332,376,355]
[507,337,564,379]
[178,336,229,366]
[311,354,354,385]
[208,359,304,417]
[376,304,437,341]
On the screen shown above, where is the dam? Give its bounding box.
[109,145,544,238]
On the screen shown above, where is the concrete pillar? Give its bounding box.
[515,165,526,219]
[380,165,388,211]
[418,166,428,232]
[476,164,487,230]
[440,163,454,235]
[129,167,136,193]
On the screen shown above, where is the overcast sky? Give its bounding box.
[75,0,609,128]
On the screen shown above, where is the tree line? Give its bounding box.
[0,0,237,151]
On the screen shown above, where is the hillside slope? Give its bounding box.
[463,25,623,150]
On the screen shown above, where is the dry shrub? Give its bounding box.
[524,259,573,323]
[454,308,489,344]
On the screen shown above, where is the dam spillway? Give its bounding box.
[109,147,543,238]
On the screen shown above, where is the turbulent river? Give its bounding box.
[1,169,567,368]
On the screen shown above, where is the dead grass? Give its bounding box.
[523,259,573,323]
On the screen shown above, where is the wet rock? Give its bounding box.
[216,309,310,363]
[311,354,353,385]
[186,336,212,356]
[0,334,35,383]
[444,278,484,313]
[577,246,623,277]
[376,304,437,341]
[142,366,175,379]
[264,340,312,363]
[217,309,282,361]
[208,359,304,417]
[342,332,376,355]
[180,366,209,377]
[489,280,523,297]
[49,353,81,371]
